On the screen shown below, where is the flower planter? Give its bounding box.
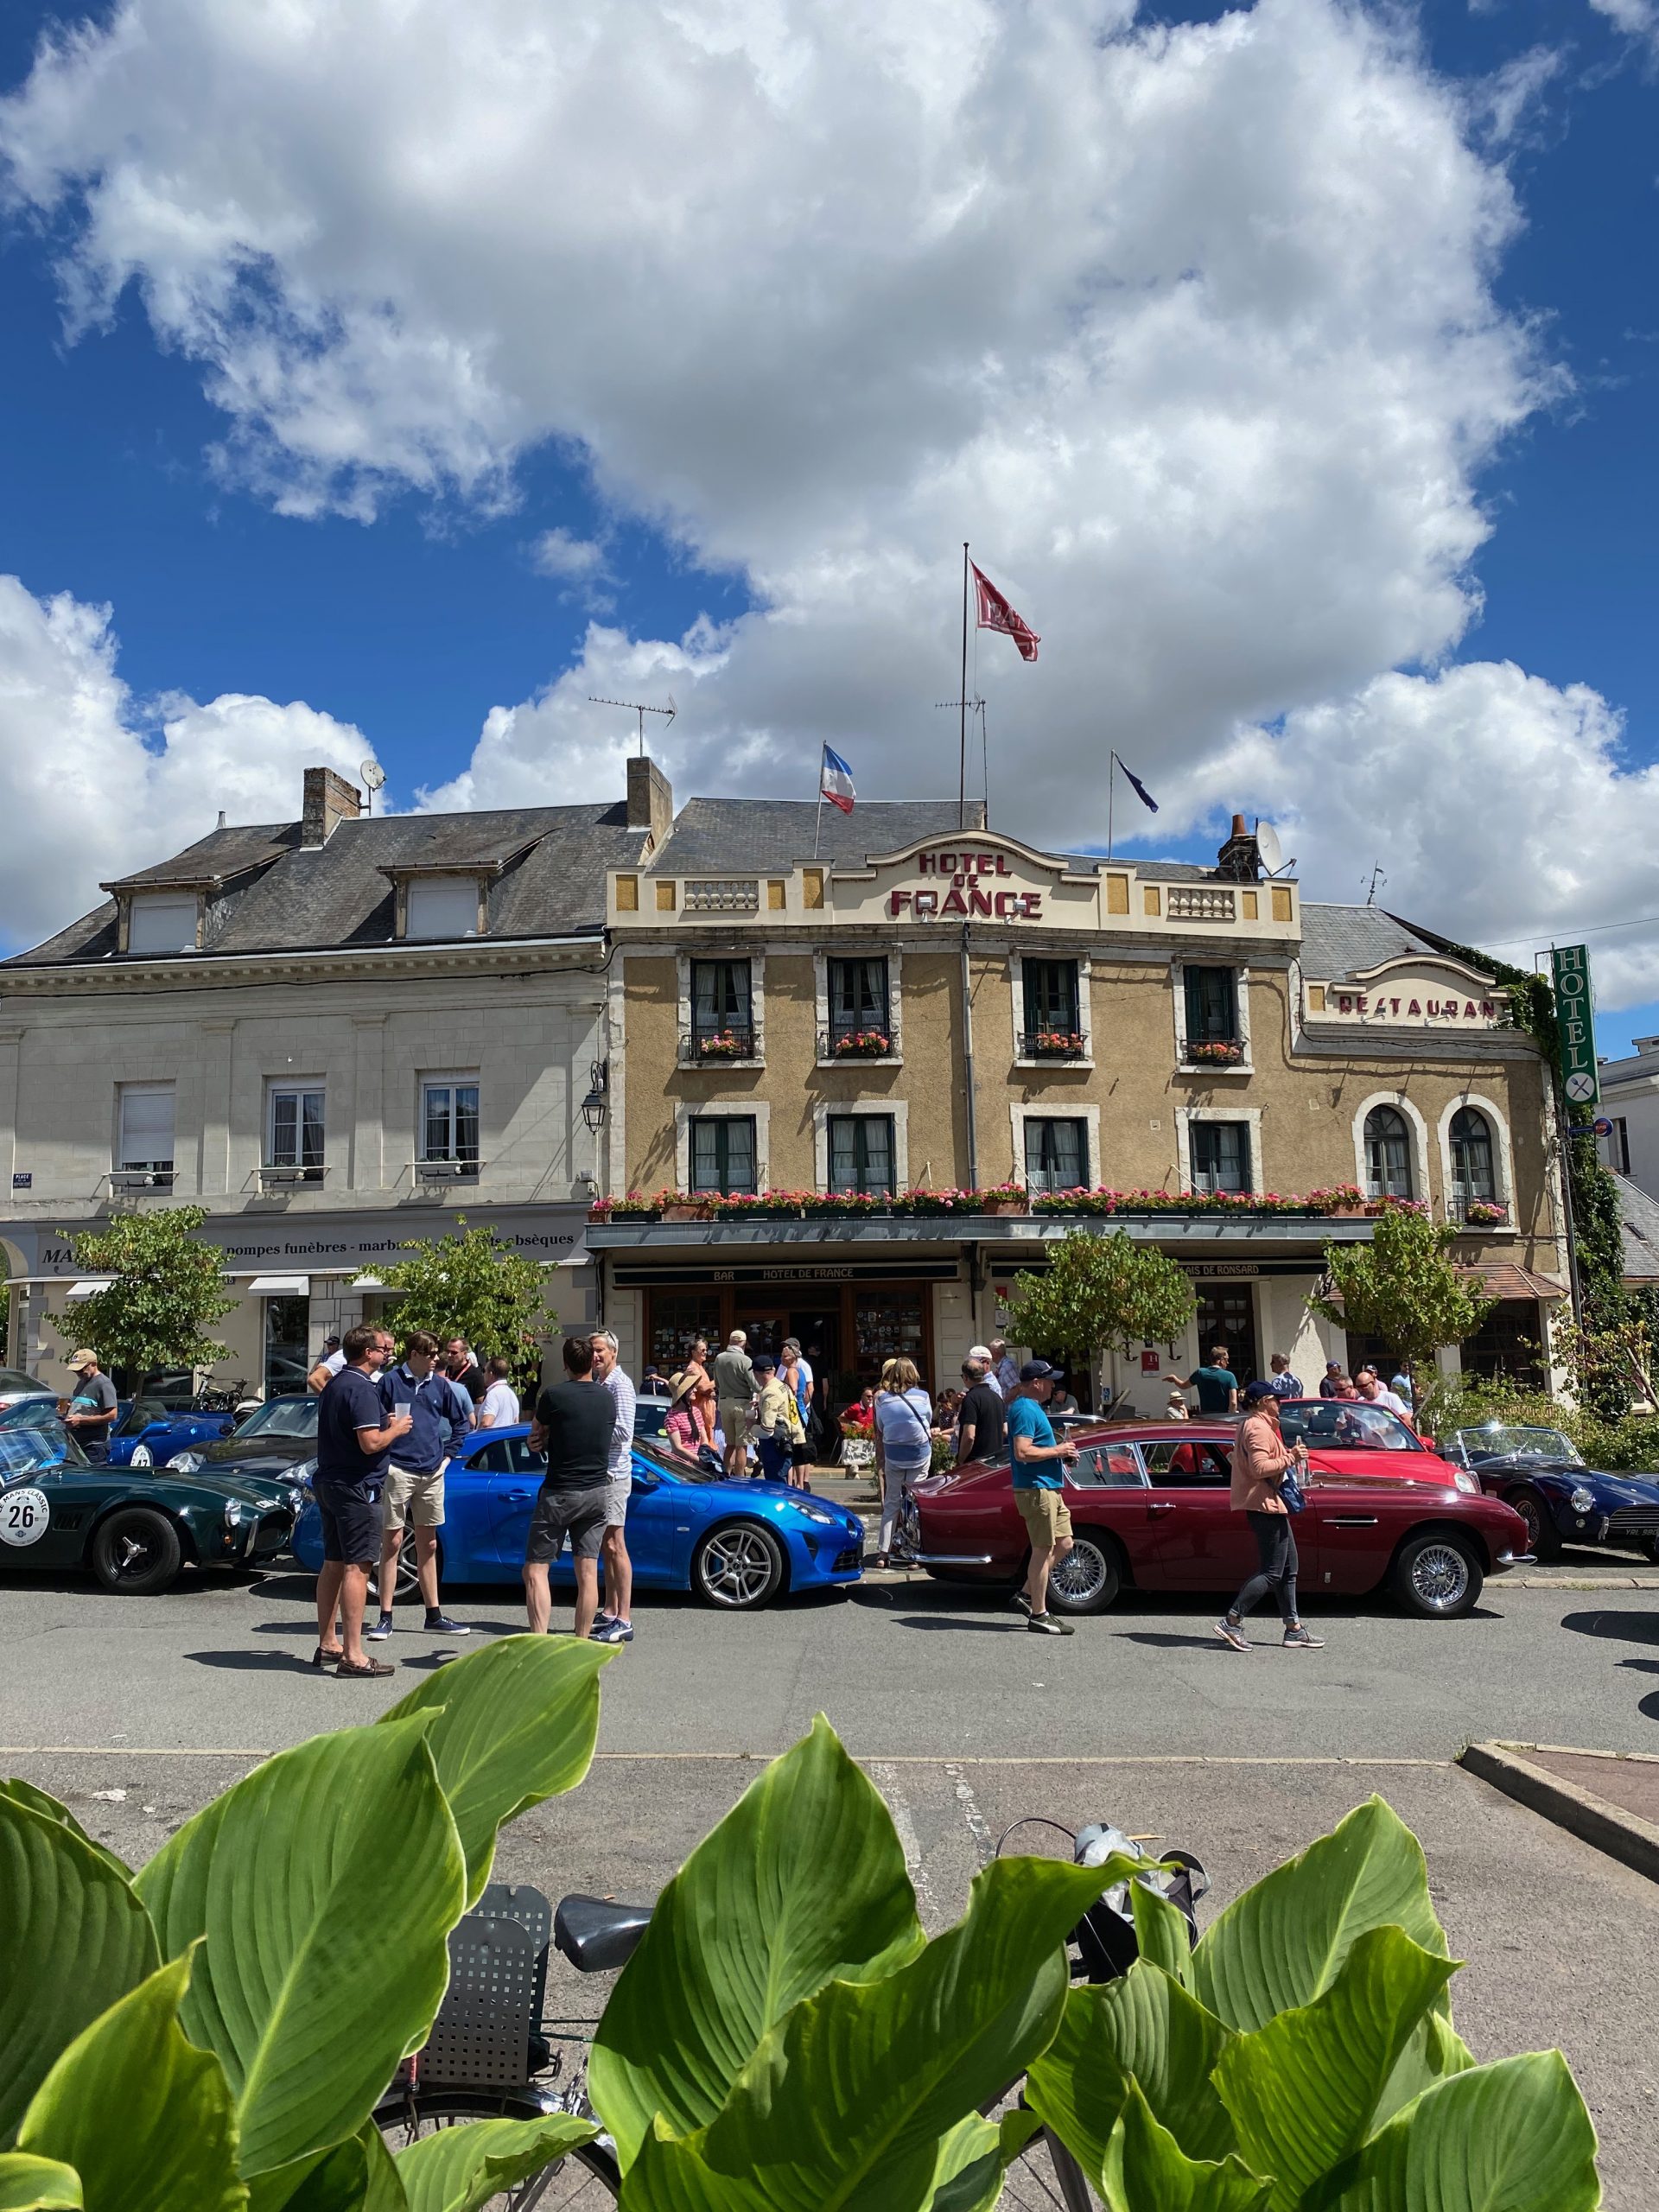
[980,1198,1029,1217]
[663,1203,712,1222]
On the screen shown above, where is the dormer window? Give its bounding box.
[404,876,483,940]
[127,893,199,954]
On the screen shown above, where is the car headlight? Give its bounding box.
[224,1501,245,1526]
[289,1457,318,1489]
[1452,1470,1480,1495]
[168,1452,204,1473]
[1569,1486,1595,1515]
[792,1500,841,1526]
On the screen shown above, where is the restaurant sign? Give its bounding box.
[1551,944,1599,1108]
[888,850,1045,922]
[1316,966,1503,1028]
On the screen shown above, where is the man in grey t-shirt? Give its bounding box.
[62,1349,118,1462]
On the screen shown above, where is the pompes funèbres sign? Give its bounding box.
[888,850,1044,921]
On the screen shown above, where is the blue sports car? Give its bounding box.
[105,1396,240,1469]
[1443,1424,1659,1562]
[289,1427,866,1609]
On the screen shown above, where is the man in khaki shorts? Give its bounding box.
[370,1330,474,1640]
[711,1329,757,1478]
[1006,1360,1079,1636]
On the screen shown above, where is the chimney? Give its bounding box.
[1216,811,1262,883]
[302,766,361,848]
[626,755,674,845]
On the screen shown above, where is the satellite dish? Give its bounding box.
[1255,819,1285,874]
[360,760,386,791]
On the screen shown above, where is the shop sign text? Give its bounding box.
[890,850,1042,922]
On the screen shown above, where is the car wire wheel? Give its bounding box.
[692,1522,785,1609]
[1393,1533,1478,1618]
[1045,1534,1121,1615]
[1505,1487,1560,1560]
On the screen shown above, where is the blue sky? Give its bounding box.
[0,0,1655,1054]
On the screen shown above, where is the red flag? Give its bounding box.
[971,562,1040,662]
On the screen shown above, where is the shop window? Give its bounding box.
[690,959,753,1056]
[1024,1117,1088,1194]
[1184,966,1239,1048]
[690,1116,757,1195]
[854,1291,924,1384]
[421,1078,480,1165]
[268,1084,325,1176]
[1363,1106,1413,1199]
[263,1295,310,1398]
[1449,1106,1496,1219]
[649,1293,723,1373]
[828,957,890,1047]
[116,1083,175,1188]
[829,1114,895,1194]
[1190,1122,1249,1194]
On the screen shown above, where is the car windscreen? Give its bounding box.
[230,1398,319,1440]
[632,1399,670,1436]
[1452,1425,1580,1465]
[632,1439,720,1484]
[0,1422,86,1474]
[1280,1402,1422,1452]
[0,1400,76,1437]
[0,1370,48,1395]
[115,1399,179,1436]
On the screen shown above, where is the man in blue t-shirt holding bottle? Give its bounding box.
[1007,1360,1079,1636]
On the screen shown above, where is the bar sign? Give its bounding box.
[1550,944,1599,1108]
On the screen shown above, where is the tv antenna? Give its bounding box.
[935,695,988,823]
[1363,863,1387,906]
[588,695,677,755]
[360,759,386,817]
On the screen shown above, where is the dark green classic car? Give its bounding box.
[0,1413,296,1594]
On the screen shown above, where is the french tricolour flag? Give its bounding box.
[820,744,856,815]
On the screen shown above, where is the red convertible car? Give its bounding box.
[906,1421,1531,1618]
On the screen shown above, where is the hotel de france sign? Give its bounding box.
[885,849,1046,922]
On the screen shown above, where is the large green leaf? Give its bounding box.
[245,2140,371,2212]
[16,1952,245,2212]
[1372,2006,1477,2133]
[381,1636,613,1905]
[1213,1927,1457,2210]
[394,2114,598,2212]
[1312,2050,1599,2212]
[1192,1798,1447,2032]
[0,1792,160,2146]
[1129,1879,1193,1986]
[619,1853,1121,2212]
[359,2126,408,2212]
[1103,2085,1274,2212]
[0,1782,129,1879]
[1030,1966,1238,2177]
[591,1715,926,2165]
[0,2156,81,2210]
[134,1716,466,2177]
[926,2113,1037,2212]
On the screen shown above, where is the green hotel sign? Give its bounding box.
[1550,944,1599,1108]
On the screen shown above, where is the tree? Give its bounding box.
[378,1217,556,1370]
[47,1206,236,1380]
[1005,1230,1196,1389]
[1307,1205,1494,1389]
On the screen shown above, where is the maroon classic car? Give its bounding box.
[906,1421,1532,1619]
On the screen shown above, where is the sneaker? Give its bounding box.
[1011,1590,1033,1616]
[589,1618,632,1644]
[367,1614,395,1641]
[1213,1617,1251,1653]
[1282,1624,1325,1649]
[593,1610,617,1631]
[1027,1612,1075,1636]
[423,1613,472,1637]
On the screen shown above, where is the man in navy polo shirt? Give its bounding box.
[370,1329,474,1642]
[312,1325,411,1678]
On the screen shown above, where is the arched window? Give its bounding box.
[1363,1106,1414,1199]
[1450,1107,1496,1215]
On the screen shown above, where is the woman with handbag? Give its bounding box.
[870,1357,933,1567]
[1215,1378,1323,1651]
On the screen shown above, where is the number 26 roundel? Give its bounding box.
[0,1486,51,1547]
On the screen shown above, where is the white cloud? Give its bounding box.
[1586,0,1658,48]
[530,530,607,582]
[0,575,374,949]
[1186,661,1659,1007]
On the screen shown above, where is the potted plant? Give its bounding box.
[978,1182,1029,1217]
[1460,1198,1510,1227]
[1033,1029,1086,1058]
[831,1028,893,1058]
[1185,1038,1245,1065]
[696,1027,750,1060]
[600,1192,660,1221]
[659,1189,715,1221]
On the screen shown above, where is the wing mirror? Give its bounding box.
[1420,1434,1436,1452]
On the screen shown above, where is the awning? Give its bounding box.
[1458,1260,1568,1302]
[65,1277,117,1299]
[556,1235,591,1269]
[245,1274,311,1296]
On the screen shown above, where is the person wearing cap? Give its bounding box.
[1007,1360,1079,1636]
[956,1357,1006,1466]
[968,1344,1003,1399]
[61,1349,118,1461]
[1046,1369,1079,1417]
[1215,1380,1323,1652]
[1319,1361,1345,1399]
[752,1353,800,1484]
[307,1335,346,1393]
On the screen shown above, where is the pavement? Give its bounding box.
[6,1564,1659,2206]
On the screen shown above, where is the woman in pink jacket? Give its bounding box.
[1215,1379,1323,1651]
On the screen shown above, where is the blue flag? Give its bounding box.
[1119,760,1159,814]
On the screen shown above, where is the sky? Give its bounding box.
[0,0,1656,1055]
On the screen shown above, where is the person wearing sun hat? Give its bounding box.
[61,1348,118,1462]
[663,1369,702,1455]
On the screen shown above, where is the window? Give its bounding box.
[1066,1445,1144,1488]
[690,959,753,1053]
[263,1295,310,1398]
[1449,1107,1496,1214]
[1141,1439,1231,1487]
[117,1084,175,1176]
[421,1078,480,1164]
[1608,1117,1631,1176]
[127,894,198,955]
[1363,1106,1414,1199]
[690,1116,757,1194]
[1023,958,1080,1042]
[267,1084,325,1174]
[1190,1121,1249,1193]
[829,1115,895,1194]
[405,877,481,939]
[828,957,890,1047]
[1024,1116,1088,1194]
[1183,966,1239,1047]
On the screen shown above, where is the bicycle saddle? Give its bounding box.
[554,1892,653,1974]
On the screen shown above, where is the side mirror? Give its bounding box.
[1421,1435,1436,1452]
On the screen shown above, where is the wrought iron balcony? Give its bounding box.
[679,1026,760,1065]
[1019,1027,1088,1060]
[818,1024,897,1061]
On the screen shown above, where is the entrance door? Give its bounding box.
[1193,1282,1258,1390]
[264,1296,310,1399]
[790,1309,839,1440]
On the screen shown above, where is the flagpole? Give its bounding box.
[1107,749,1116,861]
[959,542,969,832]
[814,743,825,860]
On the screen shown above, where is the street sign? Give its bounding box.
[1550,944,1599,1109]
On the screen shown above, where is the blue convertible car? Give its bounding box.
[290,1427,866,1609]
[1444,1423,1659,1562]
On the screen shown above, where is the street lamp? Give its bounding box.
[581,1057,609,1134]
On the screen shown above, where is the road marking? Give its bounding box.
[869,1761,936,1914]
[944,1760,998,1862]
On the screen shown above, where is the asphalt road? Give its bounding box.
[6,1567,1658,2206]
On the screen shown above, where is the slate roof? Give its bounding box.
[4,804,650,966]
[643,797,984,874]
[1299,904,1452,984]
[1597,1045,1659,1086]
[103,823,300,891]
[1613,1172,1659,1283]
